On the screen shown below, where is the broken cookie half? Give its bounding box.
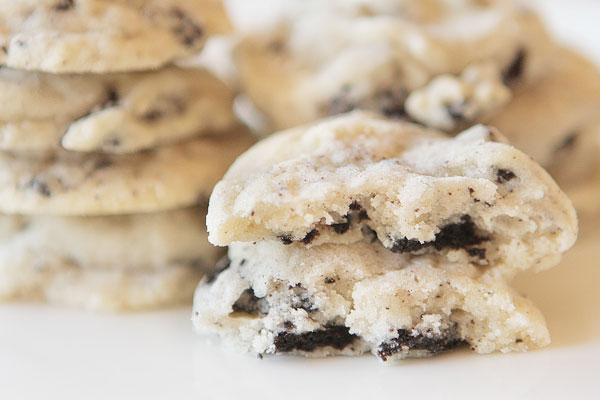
[194,240,550,360]
[207,112,576,279]
[194,112,577,361]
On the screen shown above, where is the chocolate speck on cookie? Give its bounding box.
[503,49,526,84]
[170,8,204,47]
[53,0,75,12]
[25,178,52,197]
[496,169,516,183]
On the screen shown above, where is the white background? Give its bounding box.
[1,1,599,399]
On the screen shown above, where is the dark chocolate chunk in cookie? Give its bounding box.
[446,102,466,123]
[53,0,75,11]
[555,132,578,152]
[301,229,320,244]
[377,327,464,361]
[140,97,186,122]
[467,247,487,260]
[391,237,428,253]
[274,325,358,353]
[94,158,113,170]
[278,234,293,245]
[374,88,407,119]
[496,169,516,183]
[170,8,204,47]
[232,288,267,315]
[432,215,488,250]
[204,255,231,284]
[503,49,526,84]
[332,217,351,234]
[391,215,488,254]
[25,178,52,197]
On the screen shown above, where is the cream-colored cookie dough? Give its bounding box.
[0,129,254,216]
[0,207,223,311]
[0,66,236,154]
[193,239,550,360]
[233,0,552,129]
[0,0,230,73]
[207,112,577,279]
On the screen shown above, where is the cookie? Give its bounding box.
[0,66,236,154]
[0,128,254,216]
[207,112,577,279]
[0,207,223,311]
[233,1,552,129]
[193,239,550,360]
[405,61,511,131]
[0,0,230,73]
[548,123,600,215]
[487,49,600,167]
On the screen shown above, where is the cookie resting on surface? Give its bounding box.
[0,129,254,216]
[193,240,550,360]
[207,112,577,280]
[0,66,236,154]
[232,0,552,129]
[0,0,230,73]
[0,207,222,311]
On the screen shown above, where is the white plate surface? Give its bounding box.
[1,1,599,399]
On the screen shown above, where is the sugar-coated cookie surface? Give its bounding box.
[207,112,577,279]
[0,66,236,154]
[193,240,550,360]
[487,49,600,167]
[0,0,230,73]
[232,0,552,129]
[0,207,222,311]
[0,129,254,216]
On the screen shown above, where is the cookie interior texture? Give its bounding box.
[233,0,552,130]
[207,112,577,280]
[193,240,550,361]
[0,0,230,73]
[0,207,223,311]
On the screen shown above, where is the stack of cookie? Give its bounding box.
[0,0,254,310]
[226,0,600,216]
[193,112,577,360]
[190,0,590,361]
